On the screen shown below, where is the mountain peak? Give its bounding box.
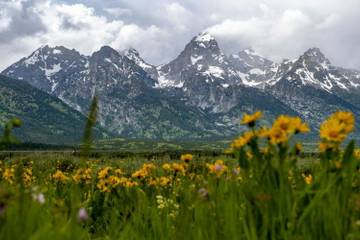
[98,45,118,54]
[301,47,331,66]
[242,47,255,54]
[124,47,155,73]
[190,32,219,50]
[125,47,140,57]
[194,32,215,43]
[304,47,325,58]
[92,46,121,61]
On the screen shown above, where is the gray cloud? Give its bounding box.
[0,0,360,71]
[0,0,46,42]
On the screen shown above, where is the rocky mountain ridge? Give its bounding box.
[2,32,360,140]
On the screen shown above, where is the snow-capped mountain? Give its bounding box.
[157,32,240,88]
[2,32,360,140]
[123,48,159,80]
[229,48,278,88]
[156,32,251,112]
[3,45,89,94]
[267,48,360,128]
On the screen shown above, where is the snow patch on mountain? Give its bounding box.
[204,66,224,79]
[43,63,62,77]
[155,68,183,88]
[191,55,203,65]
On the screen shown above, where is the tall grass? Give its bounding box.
[0,111,359,239]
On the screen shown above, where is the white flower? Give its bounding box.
[32,193,45,204]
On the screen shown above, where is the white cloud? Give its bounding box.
[316,14,340,30]
[0,13,12,32]
[163,2,192,31]
[0,1,169,69]
[273,10,311,38]
[104,7,133,17]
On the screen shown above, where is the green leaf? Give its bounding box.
[342,140,355,165]
[238,148,249,169]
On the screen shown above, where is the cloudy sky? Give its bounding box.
[0,0,360,71]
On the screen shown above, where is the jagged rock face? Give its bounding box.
[277,48,360,92]
[268,48,360,129]
[157,32,240,88]
[124,48,159,80]
[3,45,89,93]
[229,48,278,88]
[156,32,242,112]
[2,32,360,140]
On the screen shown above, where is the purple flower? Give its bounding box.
[214,164,223,172]
[77,208,89,222]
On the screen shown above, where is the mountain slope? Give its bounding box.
[2,33,360,140]
[268,48,360,128]
[0,74,105,144]
[2,46,234,139]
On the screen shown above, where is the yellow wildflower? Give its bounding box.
[159,176,171,186]
[162,163,172,171]
[123,180,138,187]
[268,127,288,145]
[107,176,122,187]
[23,168,34,185]
[318,142,337,152]
[132,169,147,179]
[180,154,193,163]
[52,170,69,182]
[273,115,294,133]
[131,163,156,179]
[333,111,355,134]
[302,174,313,185]
[241,111,262,127]
[207,160,228,177]
[73,168,92,184]
[231,131,255,150]
[320,111,355,143]
[171,163,186,175]
[292,117,310,134]
[3,168,15,184]
[147,178,158,186]
[97,180,110,192]
[320,117,347,142]
[98,167,112,179]
[273,115,309,135]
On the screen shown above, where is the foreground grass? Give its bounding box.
[0,152,359,239]
[0,111,360,239]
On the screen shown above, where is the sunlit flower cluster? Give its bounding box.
[73,168,92,184]
[3,167,15,184]
[319,111,355,152]
[241,111,262,127]
[52,170,69,182]
[207,160,228,177]
[230,112,309,153]
[97,167,137,192]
